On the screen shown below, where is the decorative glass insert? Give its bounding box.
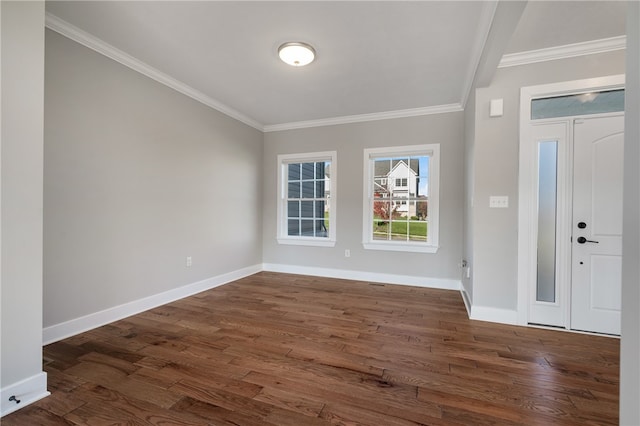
[536,140,558,303]
[531,89,624,120]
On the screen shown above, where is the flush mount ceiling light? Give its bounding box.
[278,42,316,67]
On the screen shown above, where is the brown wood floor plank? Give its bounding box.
[4,272,619,425]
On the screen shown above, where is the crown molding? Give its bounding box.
[45,13,264,131]
[499,36,626,68]
[263,103,463,132]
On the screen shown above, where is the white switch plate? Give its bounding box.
[489,196,509,208]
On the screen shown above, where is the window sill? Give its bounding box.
[277,238,336,248]
[362,242,439,253]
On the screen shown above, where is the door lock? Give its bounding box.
[577,236,599,244]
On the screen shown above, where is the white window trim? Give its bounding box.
[277,151,337,247]
[362,144,439,253]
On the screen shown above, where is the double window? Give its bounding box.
[363,145,440,253]
[277,151,336,247]
[276,145,439,253]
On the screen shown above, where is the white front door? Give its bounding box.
[570,115,624,335]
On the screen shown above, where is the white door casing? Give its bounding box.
[518,75,625,333]
[570,115,624,335]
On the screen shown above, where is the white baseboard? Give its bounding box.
[42,264,262,345]
[262,263,461,291]
[0,372,50,417]
[460,288,472,317]
[469,305,519,325]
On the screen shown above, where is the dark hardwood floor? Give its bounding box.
[3,272,619,425]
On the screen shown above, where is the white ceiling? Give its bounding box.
[45,1,627,131]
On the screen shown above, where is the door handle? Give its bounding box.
[577,236,599,244]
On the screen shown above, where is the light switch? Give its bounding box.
[489,196,509,208]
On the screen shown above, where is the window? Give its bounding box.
[395,178,408,187]
[363,144,439,253]
[277,151,336,246]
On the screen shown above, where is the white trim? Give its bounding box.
[263,104,463,133]
[45,13,263,131]
[517,75,625,327]
[469,306,518,325]
[276,238,336,247]
[262,263,461,291]
[362,242,438,253]
[500,36,626,69]
[460,289,472,317]
[0,372,50,417]
[42,264,262,345]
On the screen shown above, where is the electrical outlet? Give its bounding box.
[345,249,351,258]
[186,256,192,267]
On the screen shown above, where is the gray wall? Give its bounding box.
[469,50,625,311]
[621,3,640,423]
[1,0,45,388]
[44,30,263,327]
[263,113,464,281]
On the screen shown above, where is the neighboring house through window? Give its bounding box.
[363,144,439,253]
[277,151,336,246]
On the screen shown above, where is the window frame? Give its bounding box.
[277,151,337,247]
[362,144,440,253]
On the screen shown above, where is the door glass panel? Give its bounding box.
[531,89,624,120]
[537,141,558,303]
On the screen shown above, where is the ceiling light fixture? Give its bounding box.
[278,42,316,67]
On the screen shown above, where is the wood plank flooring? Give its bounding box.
[3,272,619,425]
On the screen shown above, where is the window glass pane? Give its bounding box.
[408,220,427,241]
[415,200,428,221]
[288,163,301,181]
[315,219,327,237]
[300,220,314,236]
[537,141,558,303]
[314,199,324,218]
[374,159,391,178]
[301,181,314,198]
[301,162,315,180]
[288,181,300,199]
[416,177,428,197]
[531,89,624,120]
[315,181,325,198]
[373,199,391,220]
[373,220,389,240]
[287,201,300,218]
[301,201,314,218]
[323,208,330,233]
[315,162,325,179]
[390,220,408,241]
[288,219,299,236]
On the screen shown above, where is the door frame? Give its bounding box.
[517,74,625,327]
